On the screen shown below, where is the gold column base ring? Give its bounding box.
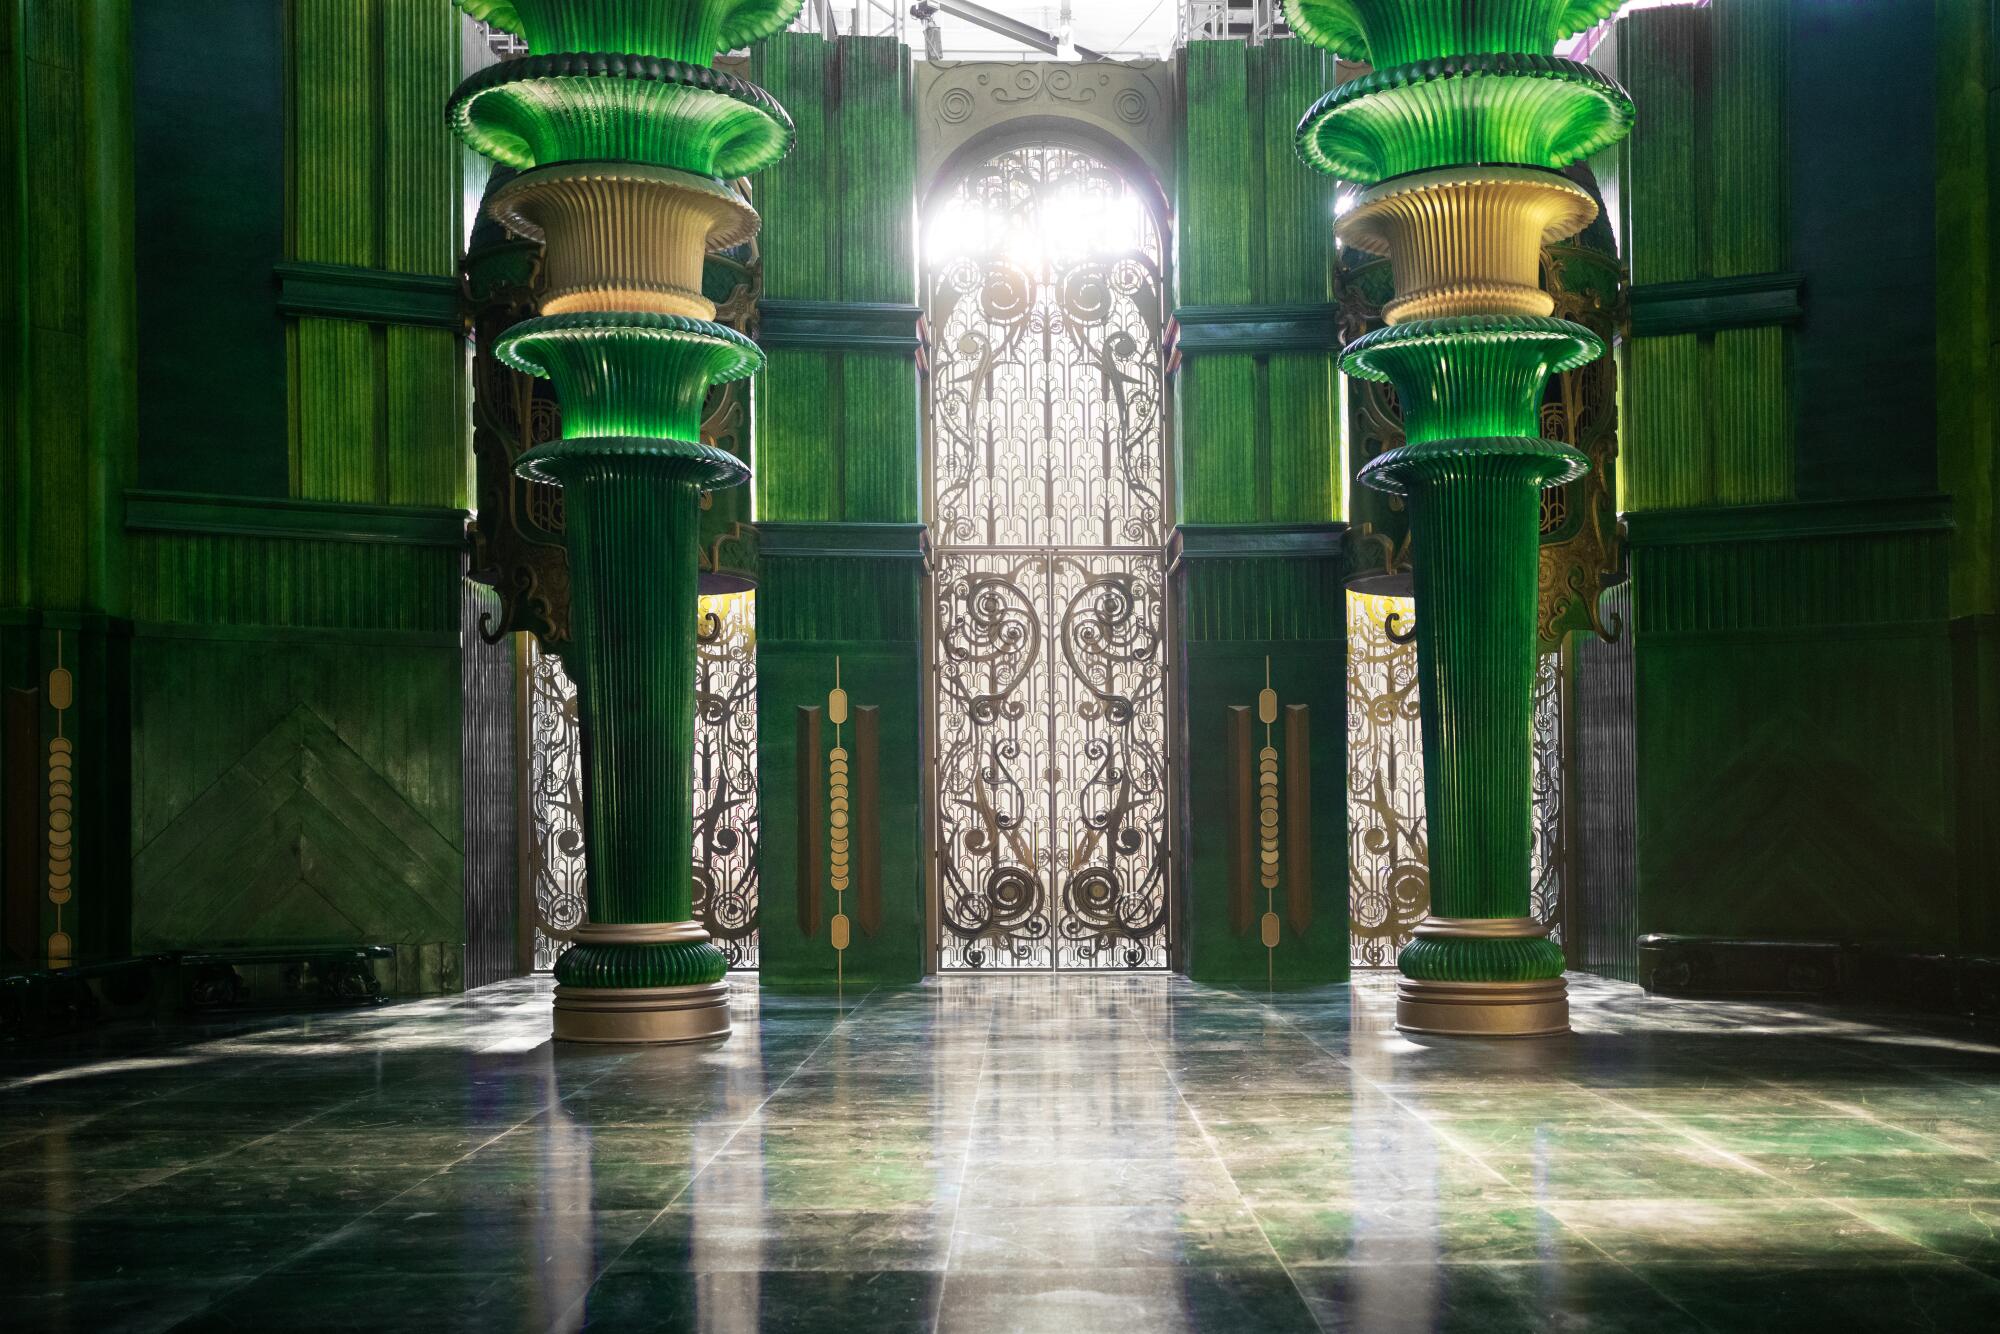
[1411,915,1549,940]
[552,980,732,1045]
[1396,977,1570,1038]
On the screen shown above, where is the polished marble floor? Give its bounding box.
[4,973,2000,1332]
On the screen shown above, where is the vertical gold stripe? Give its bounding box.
[1226,705,1252,936]
[795,705,823,938]
[854,705,881,938]
[1284,704,1312,939]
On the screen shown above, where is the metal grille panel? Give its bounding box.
[928,144,1171,972]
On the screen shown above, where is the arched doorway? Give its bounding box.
[924,140,1173,971]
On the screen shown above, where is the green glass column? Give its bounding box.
[451,0,801,1042]
[1286,0,1634,1035]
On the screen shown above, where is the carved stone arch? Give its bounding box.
[914,60,1177,208]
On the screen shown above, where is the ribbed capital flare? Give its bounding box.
[496,312,764,445]
[1342,315,1602,447]
[1281,0,1624,66]
[492,164,758,320]
[1338,166,1596,323]
[448,55,795,179]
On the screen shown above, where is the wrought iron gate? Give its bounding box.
[525,592,761,970]
[1345,591,1567,967]
[926,143,1172,971]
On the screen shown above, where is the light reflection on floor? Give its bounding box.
[3,973,1999,1331]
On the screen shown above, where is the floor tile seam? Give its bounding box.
[547,989,889,1334]
[1231,982,1732,1332]
[1834,1197,2000,1276]
[233,1019,674,1324]
[653,985,882,1216]
[1753,1077,1995,1158]
[933,1010,994,1331]
[52,1110,330,1212]
[1240,989,1577,1198]
[1594,1090,1996,1278]
[156,1150,475,1334]
[1137,1010,1327,1334]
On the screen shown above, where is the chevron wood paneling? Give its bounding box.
[130,636,464,988]
[1636,631,1957,947]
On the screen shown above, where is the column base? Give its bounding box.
[552,980,731,1044]
[1396,977,1570,1038]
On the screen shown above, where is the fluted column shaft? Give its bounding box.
[566,463,701,928]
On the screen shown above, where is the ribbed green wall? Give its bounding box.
[1630,507,1958,948]
[291,0,462,510]
[1176,39,1340,526]
[1617,5,1792,511]
[2,0,139,962]
[1938,0,1997,622]
[1936,0,2000,954]
[130,534,461,633]
[753,34,918,523]
[1175,41,1346,983]
[751,35,924,986]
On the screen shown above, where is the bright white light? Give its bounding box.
[928,181,1153,269]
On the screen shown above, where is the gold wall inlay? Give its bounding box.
[1227,659,1312,987]
[46,632,73,968]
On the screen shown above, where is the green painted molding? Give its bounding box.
[1172,305,1343,355]
[0,609,131,635]
[274,262,464,329]
[1167,522,1345,568]
[125,490,469,548]
[1625,494,1952,547]
[1627,271,1805,338]
[756,521,926,559]
[130,622,458,649]
[755,300,923,351]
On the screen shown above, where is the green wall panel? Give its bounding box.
[1617,6,1792,512]
[1175,40,1340,528]
[1178,355,1258,523]
[755,347,837,521]
[1936,0,1997,622]
[752,35,919,525]
[1787,0,1937,500]
[129,532,460,635]
[1178,42,1251,309]
[132,0,288,496]
[756,551,925,987]
[756,33,833,303]
[1268,353,1339,523]
[1177,547,1349,985]
[1630,503,1959,951]
[290,0,464,511]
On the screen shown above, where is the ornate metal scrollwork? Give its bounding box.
[928,144,1171,971]
[1345,592,1567,967]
